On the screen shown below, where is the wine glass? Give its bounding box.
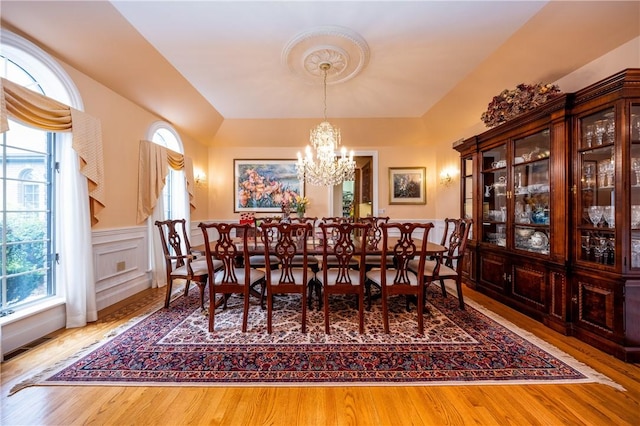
[605,119,615,144]
[602,206,615,228]
[631,206,640,228]
[595,120,606,145]
[632,158,640,186]
[584,124,594,148]
[581,235,591,260]
[588,206,603,227]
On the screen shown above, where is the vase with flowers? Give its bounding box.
[481,83,561,128]
[293,195,310,217]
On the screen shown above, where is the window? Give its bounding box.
[0,60,57,313]
[148,123,186,221]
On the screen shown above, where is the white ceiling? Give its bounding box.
[110,0,547,119]
[1,1,639,144]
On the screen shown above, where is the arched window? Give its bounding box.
[147,122,186,221]
[0,29,95,328]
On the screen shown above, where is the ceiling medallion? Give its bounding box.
[282,26,370,85]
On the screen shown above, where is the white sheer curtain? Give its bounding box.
[60,134,97,325]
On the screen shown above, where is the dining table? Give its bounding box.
[192,235,447,310]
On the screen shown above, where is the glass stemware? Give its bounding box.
[631,205,640,228]
[602,206,615,228]
[632,158,640,186]
[594,120,606,145]
[605,119,615,144]
[588,206,603,227]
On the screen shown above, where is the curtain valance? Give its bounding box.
[0,77,105,225]
[137,139,195,223]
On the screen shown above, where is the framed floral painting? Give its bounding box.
[389,167,426,205]
[234,159,304,213]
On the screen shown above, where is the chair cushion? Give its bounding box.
[365,268,419,286]
[213,267,265,286]
[321,269,362,286]
[171,259,210,277]
[408,259,457,278]
[248,255,280,266]
[268,268,311,286]
[292,254,318,265]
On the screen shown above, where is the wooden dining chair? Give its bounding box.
[357,216,394,271]
[290,217,321,308]
[155,219,217,310]
[365,222,434,334]
[409,218,473,309]
[318,222,369,334]
[318,217,359,270]
[247,217,280,271]
[261,222,312,334]
[199,222,266,332]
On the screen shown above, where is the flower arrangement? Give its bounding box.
[292,195,310,215]
[481,83,561,128]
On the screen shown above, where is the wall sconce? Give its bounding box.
[439,168,457,187]
[194,170,207,188]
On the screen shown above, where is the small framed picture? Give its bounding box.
[389,167,426,205]
[234,159,304,213]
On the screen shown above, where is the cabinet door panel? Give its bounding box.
[577,278,615,333]
[511,264,546,307]
[549,271,567,320]
[479,254,506,292]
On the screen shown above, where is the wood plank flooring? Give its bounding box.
[1,286,639,425]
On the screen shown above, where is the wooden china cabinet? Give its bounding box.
[455,69,640,361]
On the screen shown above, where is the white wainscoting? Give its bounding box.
[93,226,152,311]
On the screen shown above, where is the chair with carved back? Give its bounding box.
[357,216,394,271]
[318,217,359,270]
[198,222,266,332]
[365,222,434,334]
[409,218,473,309]
[261,222,312,334]
[155,219,218,310]
[318,222,369,334]
[290,216,321,308]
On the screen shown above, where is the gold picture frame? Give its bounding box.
[389,167,426,205]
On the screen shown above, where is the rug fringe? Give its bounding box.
[8,302,163,396]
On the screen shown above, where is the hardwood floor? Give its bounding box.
[1,286,639,425]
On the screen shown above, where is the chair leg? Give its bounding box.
[417,291,424,335]
[242,288,250,333]
[381,292,390,334]
[164,278,174,308]
[358,292,365,334]
[301,289,307,334]
[260,280,266,310]
[267,293,273,334]
[440,279,447,297]
[198,281,206,311]
[208,286,215,332]
[184,280,191,297]
[455,278,465,310]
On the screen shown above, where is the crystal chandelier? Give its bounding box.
[296,63,356,186]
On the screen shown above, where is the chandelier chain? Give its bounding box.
[296,62,356,186]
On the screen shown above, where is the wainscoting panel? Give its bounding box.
[92,226,151,311]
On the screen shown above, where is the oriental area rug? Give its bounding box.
[11,286,622,394]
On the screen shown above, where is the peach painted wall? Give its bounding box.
[206,117,458,221]
[58,62,210,228]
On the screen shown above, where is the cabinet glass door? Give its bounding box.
[631,105,640,268]
[482,145,507,247]
[578,107,616,266]
[462,156,474,238]
[513,130,550,254]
